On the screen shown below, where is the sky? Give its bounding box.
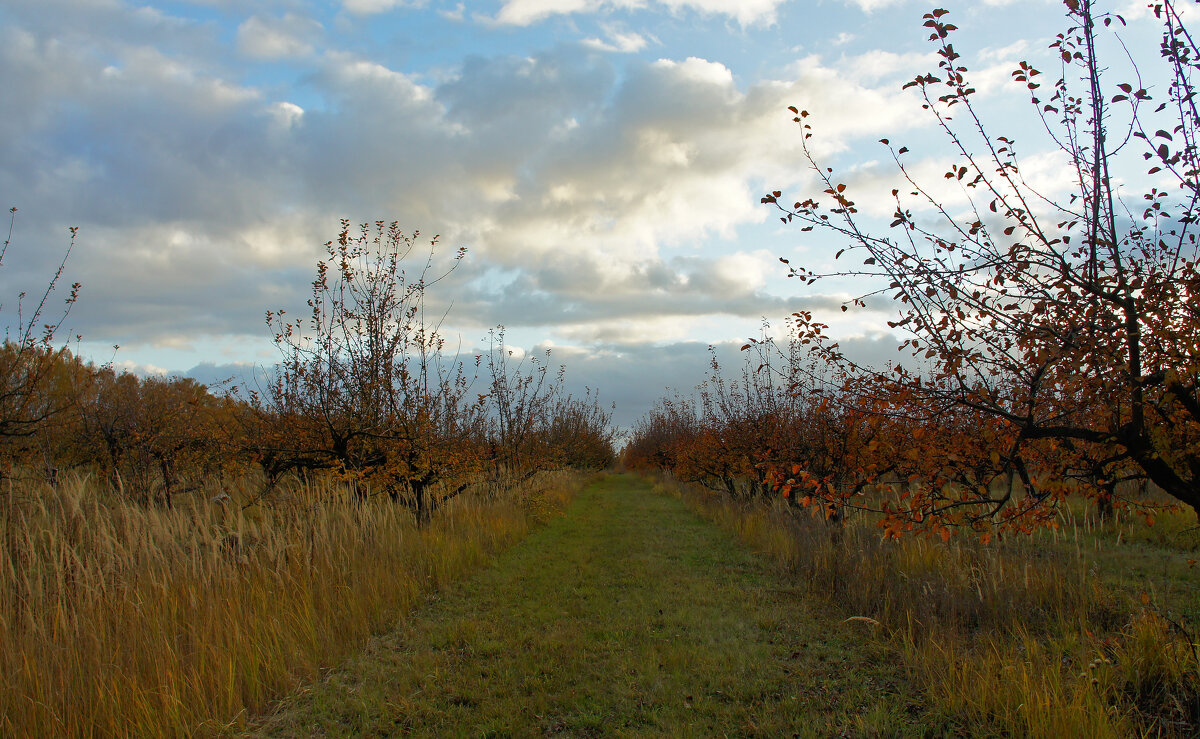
[0,0,1166,429]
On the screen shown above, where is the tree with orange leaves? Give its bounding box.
[762,1,1200,530]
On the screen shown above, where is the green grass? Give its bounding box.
[251,473,935,737]
[665,474,1199,737]
[1050,506,1200,625]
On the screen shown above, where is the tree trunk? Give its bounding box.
[412,481,431,527]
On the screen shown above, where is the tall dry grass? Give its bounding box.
[655,474,1199,737]
[0,469,581,737]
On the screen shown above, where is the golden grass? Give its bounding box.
[654,474,1199,737]
[0,470,581,737]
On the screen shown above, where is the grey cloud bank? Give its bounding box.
[179,331,904,431]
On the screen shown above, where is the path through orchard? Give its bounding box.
[251,474,926,737]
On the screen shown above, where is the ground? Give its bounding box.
[249,474,936,737]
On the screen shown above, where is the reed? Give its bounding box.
[0,470,581,737]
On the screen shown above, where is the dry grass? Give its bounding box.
[0,469,582,737]
[654,474,1199,737]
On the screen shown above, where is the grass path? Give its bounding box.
[251,474,927,737]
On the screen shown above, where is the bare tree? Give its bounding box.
[257,221,481,523]
[0,208,80,472]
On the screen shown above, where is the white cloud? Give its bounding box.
[777,54,926,146]
[1015,148,1077,199]
[1116,1,1153,21]
[320,51,436,104]
[2,0,1137,424]
[838,0,1023,12]
[581,27,649,53]
[114,360,169,377]
[561,315,702,344]
[652,55,732,85]
[969,59,1032,96]
[342,0,418,14]
[656,0,785,26]
[440,2,465,21]
[839,0,905,12]
[0,3,943,352]
[494,0,787,27]
[236,14,322,60]
[264,100,305,130]
[841,49,937,83]
[712,250,775,292]
[978,38,1029,63]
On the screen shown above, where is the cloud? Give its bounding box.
[236,14,322,60]
[978,39,1030,63]
[439,2,465,21]
[840,49,937,83]
[0,2,939,357]
[1116,1,1157,21]
[493,0,787,27]
[113,359,169,377]
[170,331,911,430]
[513,340,742,429]
[496,330,908,429]
[838,0,905,12]
[836,0,1025,13]
[581,27,649,53]
[179,361,271,392]
[342,0,422,14]
[432,49,931,282]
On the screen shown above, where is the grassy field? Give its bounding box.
[252,473,934,737]
[668,475,1199,737]
[7,469,1193,736]
[0,470,582,737]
